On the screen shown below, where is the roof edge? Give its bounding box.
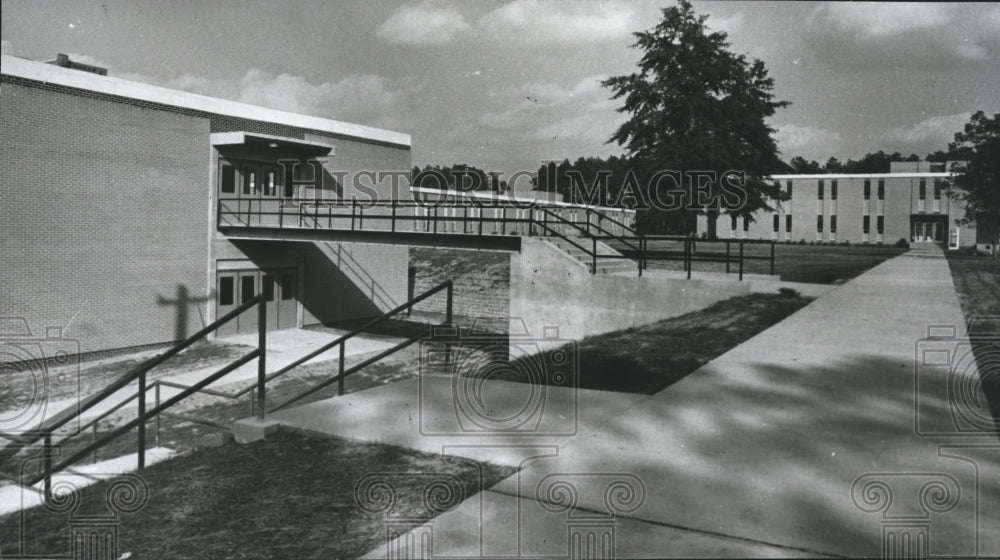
[0,54,411,148]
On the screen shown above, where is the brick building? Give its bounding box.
[698,162,982,249]
[1,54,414,356]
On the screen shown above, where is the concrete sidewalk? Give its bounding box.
[0,328,397,437]
[359,244,1000,558]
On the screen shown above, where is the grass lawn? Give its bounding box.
[763,244,909,284]
[0,430,515,559]
[945,253,1000,423]
[499,290,814,394]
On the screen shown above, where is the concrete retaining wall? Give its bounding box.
[510,238,764,348]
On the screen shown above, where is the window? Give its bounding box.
[243,168,257,195]
[785,215,792,233]
[818,180,824,199]
[830,215,837,233]
[863,179,871,200]
[863,216,870,233]
[877,179,885,200]
[240,276,255,304]
[933,179,941,199]
[919,179,926,200]
[221,165,236,194]
[264,170,277,197]
[730,214,738,231]
[773,214,780,232]
[876,215,884,234]
[219,277,234,306]
[743,217,749,231]
[831,180,838,200]
[281,273,295,301]
[263,275,275,301]
[786,180,793,198]
[817,215,824,232]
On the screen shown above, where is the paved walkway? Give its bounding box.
[274,246,1000,558]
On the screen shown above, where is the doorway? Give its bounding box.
[216,268,298,335]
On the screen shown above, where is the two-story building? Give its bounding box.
[698,162,981,249]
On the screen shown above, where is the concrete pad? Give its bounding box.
[491,245,1000,558]
[7,328,399,434]
[361,489,824,559]
[359,245,1000,558]
[231,418,282,443]
[265,377,647,467]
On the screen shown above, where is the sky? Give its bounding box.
[2,1,998,191]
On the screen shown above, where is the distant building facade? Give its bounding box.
[698,162,981,249]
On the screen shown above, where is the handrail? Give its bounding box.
[269,279,453,380]
[269,334,425,413]
[140,279,457,436]
[0,294,266,459]
[4,293,268,501]
[26,349,261,487]
[217,199,775,279]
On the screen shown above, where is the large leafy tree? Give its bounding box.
[949,111,1000,257]
[603,0,788,237]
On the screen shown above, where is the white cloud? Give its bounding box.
[705,12,744,36]
[376,2,472,46]
[774,124,843,159]
[805,3,999,67]
[113,68,416,129]
[477,74,623,162]
[882,113,970,146]
[816,2,951,38]
[1,40,14,55]
[478,0,635,45]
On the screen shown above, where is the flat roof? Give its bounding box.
[0,54,410,148]
[771,172,951,180]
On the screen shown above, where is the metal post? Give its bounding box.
[686,239,691,280]
[278,201,283,228]
[479,209,484,236]
[391,202,397,232]
[638,237,643,277]
[770,242,775,276]
[359,204,364,230]
[155,384,161,447]
[350,200,356,231]
[338,343,345,396]
[739,241,744,281]
[137,371,145,470]
[501,207,506,235]
[314,203,319,229]
[444,283,454,368]
[726,240,731,274]
[257,299,267,420]
[592,237,598,274]
[43,433,52,503]
[433,207,438,234]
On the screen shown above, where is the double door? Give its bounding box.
[216,268,297,336]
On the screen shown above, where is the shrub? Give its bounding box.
[894,238,910,248]
[778,287,801,299]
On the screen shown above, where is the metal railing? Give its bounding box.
[268,279,453,412]
[1,279,457,502]
[0,294,268,500]
[217,198,775,279]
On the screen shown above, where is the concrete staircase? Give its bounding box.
[545,236,639,275]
